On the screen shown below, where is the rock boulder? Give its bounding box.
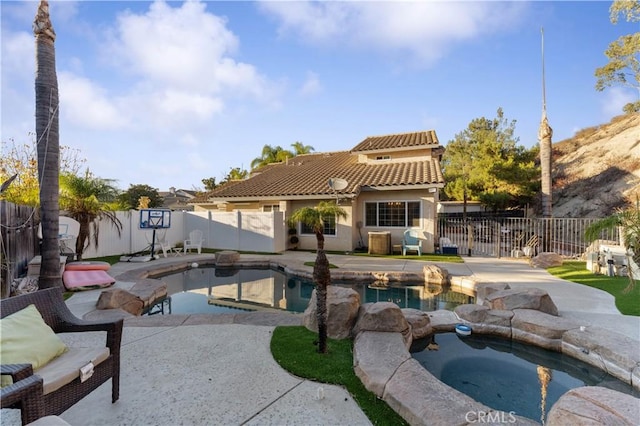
[530,252,563,268]
[401,308,432,340]
[423,265,449,286]
[303,285,360,339]
[96,289,144,316]
[353,302,412,348]
[483,288,559,316]
[215,251,240,267]
[547,386,640,426]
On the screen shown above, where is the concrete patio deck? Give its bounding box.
[2,252,638,425]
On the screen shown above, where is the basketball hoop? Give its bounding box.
[139,209,172,260]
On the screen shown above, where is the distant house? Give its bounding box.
[190,131,446,253]
[160,187,197,211]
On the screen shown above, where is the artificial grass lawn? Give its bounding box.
[270,326,408,426]
[547,261,640,316]
[350,252,464,263]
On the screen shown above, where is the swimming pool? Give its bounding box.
[152,266,474,315]
[411,333,639,423]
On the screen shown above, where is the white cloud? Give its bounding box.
[59,72,129,130]
[299,71,322,96]
[107,0,268,96]
[259,1,528,65]
[600,87,636,117]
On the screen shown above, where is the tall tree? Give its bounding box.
[250,145,294,170]
[288,201,347,354]
[222,167,248,182]
[201,177,217,191]
[34,0,61,289]
[442,108,539,212]
[1,137,85,206]
[59,171,122,260]
[539,28,553,219]
[595,0,640,113]
[118,184,162,210]
[291,141,315,155]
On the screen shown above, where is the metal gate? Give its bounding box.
[437,216,619,258]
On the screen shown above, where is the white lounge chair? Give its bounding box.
[184,230,204,254]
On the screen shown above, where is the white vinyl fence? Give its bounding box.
[80,210,286,258]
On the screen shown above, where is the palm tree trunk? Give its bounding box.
[34,0,62,289]
[313,230,329,353]
[539,113,553,219]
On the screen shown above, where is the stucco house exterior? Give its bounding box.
[190,130,445,253]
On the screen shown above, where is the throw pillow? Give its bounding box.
[1,304,68,387]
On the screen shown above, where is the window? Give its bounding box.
[365,201,420,227]
[300,215,337,236]
[375,155,391,160]
[262,205,279,212]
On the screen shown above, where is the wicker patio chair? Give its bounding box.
[0,364,45,424]
[1,287,123,424]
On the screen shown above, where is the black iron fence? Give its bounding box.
[437,216,619,259]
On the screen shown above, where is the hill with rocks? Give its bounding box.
[552,113,640,218]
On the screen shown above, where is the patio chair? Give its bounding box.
[0,365,44,425]
[1,288,123,424]
[523,235,539,257]
[402,229,422,256]
[184,229,204,254]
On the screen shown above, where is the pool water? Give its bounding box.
[151,266,474,315]
[411,333,639,422]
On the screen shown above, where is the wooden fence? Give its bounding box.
[1,201,39,297]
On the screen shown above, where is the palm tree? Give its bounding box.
[34,0,61,289]
[539,27,553,221]
[250,145,294,170]
[289,201,347,353]
[291,141,315,155]
[59,171,123,260]
[585,196,640,292]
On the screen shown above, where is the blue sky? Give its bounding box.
[2,1,637,192]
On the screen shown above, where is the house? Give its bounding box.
[190,131,445,253]
[160,187,197,211]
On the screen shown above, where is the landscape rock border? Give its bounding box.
[106,254,640,425]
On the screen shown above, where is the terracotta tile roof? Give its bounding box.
[351,130,439,153]
[198,150,444,201]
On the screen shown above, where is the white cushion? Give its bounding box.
[38,346,110,395]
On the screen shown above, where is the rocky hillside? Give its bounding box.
[552,113,640,218]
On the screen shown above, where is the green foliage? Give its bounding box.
[547,261,639,316]
[584,196,640,290]
[288,201,348,238]
[595,0,640,113]
[60,171,123,259]
[351,252,464,263]
[219,167,248,185]
[270,326,408,425]
[0,137,86,206]
[201,177,217,191]
[291,141,315,155]
[251,144,294,170]
[250,142,315,170]
[442,108,539,211]
[117,184,162,210]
